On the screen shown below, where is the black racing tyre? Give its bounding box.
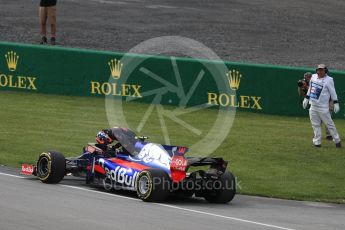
[136,169,171,202]
[204,171,236,203]
[36,151,66,184]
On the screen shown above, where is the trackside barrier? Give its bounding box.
[1,41,345,118]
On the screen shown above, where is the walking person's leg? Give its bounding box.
[326,101,334,140]
[47,5,57,45]
[320,111,341,147]
[309,109,322,146]
[325,124,332,140]
[39,7,48,44]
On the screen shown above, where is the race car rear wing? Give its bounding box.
[186,157,228,170]
[170,156,228,182]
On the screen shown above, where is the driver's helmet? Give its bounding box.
[96,131,113,145]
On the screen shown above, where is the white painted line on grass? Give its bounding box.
[0,171,297,230]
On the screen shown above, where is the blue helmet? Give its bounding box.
[96,131,113,145]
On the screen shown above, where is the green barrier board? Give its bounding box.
[1,42,344,117]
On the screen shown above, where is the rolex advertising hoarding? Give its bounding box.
[1,41,345,118]
[0,51,37,91]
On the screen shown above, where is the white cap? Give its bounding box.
[317,64,326,69]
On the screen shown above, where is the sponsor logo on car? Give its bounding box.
[20,164,34,175]
[99,159,138,187]
[137,143,171,167]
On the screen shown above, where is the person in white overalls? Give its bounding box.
[302,64,341,148]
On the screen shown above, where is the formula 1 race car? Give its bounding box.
[21,127,236,203]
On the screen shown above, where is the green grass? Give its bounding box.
[1,91,345,203]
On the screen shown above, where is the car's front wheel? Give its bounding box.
[36,151,66,184]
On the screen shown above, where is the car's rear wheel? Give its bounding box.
[136,169,171,202]
[204,171,236,203]
[36,151,66,184]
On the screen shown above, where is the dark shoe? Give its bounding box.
[40,36,47,44]
[336,142,341,148]
[50,37,56,45]
[314,144,321,148]
[326,135,333,141]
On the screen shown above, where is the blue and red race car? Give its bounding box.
[21,127,236,203]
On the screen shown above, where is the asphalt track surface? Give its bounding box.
[1,166,345,230]
[1,0,345,70]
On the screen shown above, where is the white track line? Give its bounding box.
[0,172,297,230]
[156,203,297,230]
[60,184,138,201]
[0,172,25,178]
